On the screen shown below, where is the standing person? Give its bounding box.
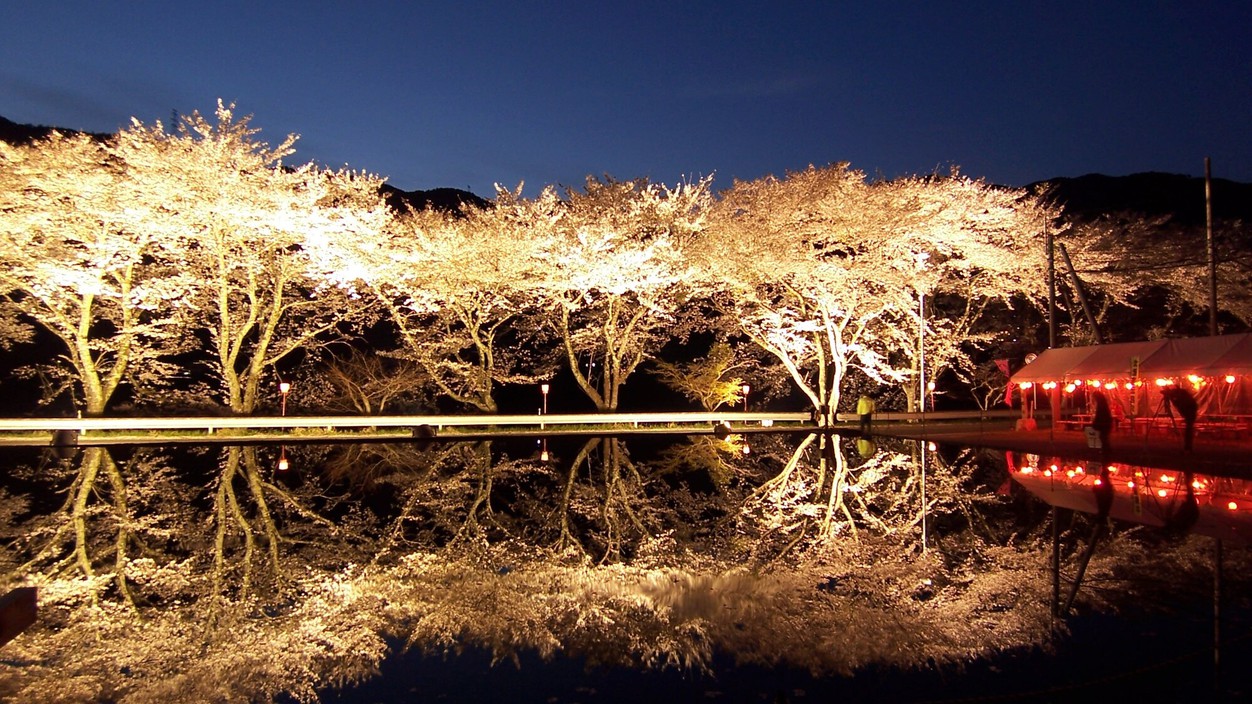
[857,394,875,436]
[1161,386,1199,451]
[1090,390,1113,454]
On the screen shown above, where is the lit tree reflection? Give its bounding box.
[8,436,1247,702]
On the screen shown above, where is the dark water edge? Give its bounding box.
[310,611,1251,704]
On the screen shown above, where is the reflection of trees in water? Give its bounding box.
[550,438,650,562]
[742,433,922,561]
[13,447,185,608]
[3,437,1247,702]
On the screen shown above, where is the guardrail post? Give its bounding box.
[0,587,37,647]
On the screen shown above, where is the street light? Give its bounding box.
[741,383,750,412]
[279,380,291,417]
[540,383,550,430]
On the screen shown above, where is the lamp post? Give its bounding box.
[914,251,929,553]
[540,383,549,429]
[539,382,552,459]
[741,383,750,413]
[914,252,930,414]
[277,379,291,474]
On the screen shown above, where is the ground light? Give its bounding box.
[540,383,549,429]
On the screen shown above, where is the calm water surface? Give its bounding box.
[2,434,1249,702]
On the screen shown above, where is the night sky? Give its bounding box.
[3,2,1249,196]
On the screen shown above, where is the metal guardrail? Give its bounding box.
[0,411,811,433]
[0,408,1026,433]
[0,409,1029,449]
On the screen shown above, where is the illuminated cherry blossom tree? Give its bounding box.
[115,103,392,413]
[698,165,919,423]
[1062,212,1252,336]
[345,189,554,413]
[0,132,195,414]
[867,174,1055,410]
[535,177,713,411]
[699,165,1054,418]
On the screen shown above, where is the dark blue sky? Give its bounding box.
[3,2,1249,196]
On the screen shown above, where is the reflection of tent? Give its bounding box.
[1006,452,1252,546]
[1010,333,1252,417]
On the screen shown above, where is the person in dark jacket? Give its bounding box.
[1161,386,1199,451]
[1090,390,1113,454]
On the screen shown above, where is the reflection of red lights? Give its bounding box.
[1010,454,1252,520]
[1007,453,1252,545]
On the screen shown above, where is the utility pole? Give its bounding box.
[1058,244,1104,345]
[1047,221,1056,349]
[1206,157,1218,336]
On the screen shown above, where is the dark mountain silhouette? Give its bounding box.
[1030,172,1252,225]
[1,114,488,214]
[0,114,111,145]
[380,183,489,214]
